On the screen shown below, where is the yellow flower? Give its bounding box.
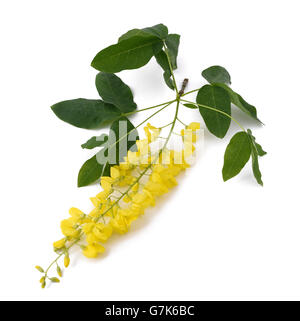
[110,213,129,234]
[90,197,101,207]
[101,176,113,192]
[82,243,105,258]
[60,218,80,238]
[136,139,150,157]
[187,122,200,131]
[123,195,131,203]
[171,150,191,168]
[69,207,84,219]
[82,222,94,234]
[88,207,102,219]
[119,162,130,170]
[181,128,198,143]
[132,192,147,205]
[96,190,110,201]
[184,141,196,158]
[53,238,66,249]
[145,180,168,196]
[110,166,120,179]
[132,183,139,192]
[127,151,140,164]
[84,222,113,244]
[143,189,155,206]
[144,123,160,142]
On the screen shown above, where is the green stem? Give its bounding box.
[176,117,187,127]
[159,121,173,129]
[122,100,175,117]
[164,100,180,144]
[180,98,246,131]
[44,238,79,279]
[45,254,62,277]
[105,101,174,157]
[181,88,201,97]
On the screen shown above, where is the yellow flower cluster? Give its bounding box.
[53,122,200,260]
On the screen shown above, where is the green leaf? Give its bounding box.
[251,150,263,186]
[247,129,267,157]
[163,71,174,89]
[118,24,168,42]
[222,131,251,181]
[142,24,168,39]
[247,129,266,186]
[155,50,174,90]
[235,93,262,124]
[91,35,163,73]
[215,83,262,123]
[216,83,262,123]
[202,65,231,85]
[78,155,109,187]
[95,72,137,113]
[196,84,231,138]
[79,117,139,187]
[183,103,198,109]
[81,134,108,149]
[165,34,180,69]
[51,99,121,129]
[118,29,142,42]
[201,65,261,122]
[154,34,180,90]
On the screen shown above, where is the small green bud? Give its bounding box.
[41,281,46,289]
[57,266,62,277]
[35,266,44,273]
[50,277,60,283]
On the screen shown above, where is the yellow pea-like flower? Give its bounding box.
[82,243,105,258]
[90,197,101,207]
[60,218,80,238]
[187,122,200,131]
[110,213,130,234]
[69,207,84,219]
[53,238,66,249]
[110,167,120,179]
[101,176,113,192]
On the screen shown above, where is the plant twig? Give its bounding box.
[179,78,189,97]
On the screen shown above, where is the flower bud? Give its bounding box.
[50,277,60,283]
[35,266,44,273]
[64,255,70,268]
[57,266,62,277]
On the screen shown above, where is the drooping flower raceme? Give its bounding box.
[36,121,200,286]
[58,122,200,259]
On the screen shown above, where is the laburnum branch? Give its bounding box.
[37,23,266,288]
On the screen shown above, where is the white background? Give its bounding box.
[0,0,299,301]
